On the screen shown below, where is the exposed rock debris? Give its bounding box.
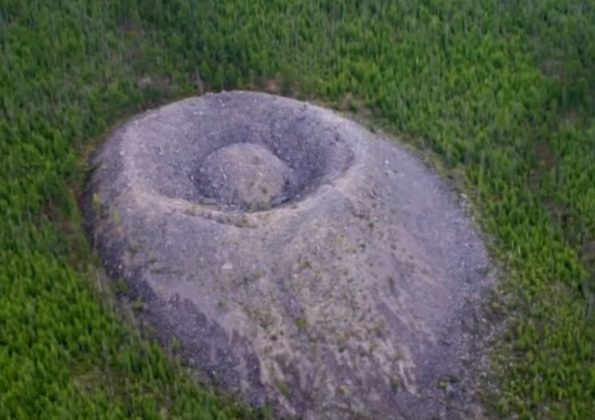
[85,91,495,419]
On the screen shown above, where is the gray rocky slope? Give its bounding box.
[85,91,494,419]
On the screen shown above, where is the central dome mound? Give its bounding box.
[85,91,493,419]
[196,143,295,210]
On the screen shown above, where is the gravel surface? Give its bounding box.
[85,91,495,419]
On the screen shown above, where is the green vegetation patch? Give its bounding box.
[1,0,593,418]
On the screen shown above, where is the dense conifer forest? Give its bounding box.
[1,0,593,417]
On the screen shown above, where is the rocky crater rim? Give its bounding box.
[117,92,357,213]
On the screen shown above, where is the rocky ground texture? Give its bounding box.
[85,91,495,419]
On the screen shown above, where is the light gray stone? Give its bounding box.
[85,91,494,419]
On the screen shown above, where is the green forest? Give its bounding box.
[1,0,593,418]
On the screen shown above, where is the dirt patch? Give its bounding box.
[84,91,495,419]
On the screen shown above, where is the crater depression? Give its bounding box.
[85,91,494,419]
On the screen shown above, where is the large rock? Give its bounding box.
[85,91,493,419]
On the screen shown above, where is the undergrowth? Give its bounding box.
[1,0,593,418]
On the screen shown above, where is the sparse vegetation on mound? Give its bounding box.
[1,0,593,418]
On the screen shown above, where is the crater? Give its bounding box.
[85,91,495,419]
